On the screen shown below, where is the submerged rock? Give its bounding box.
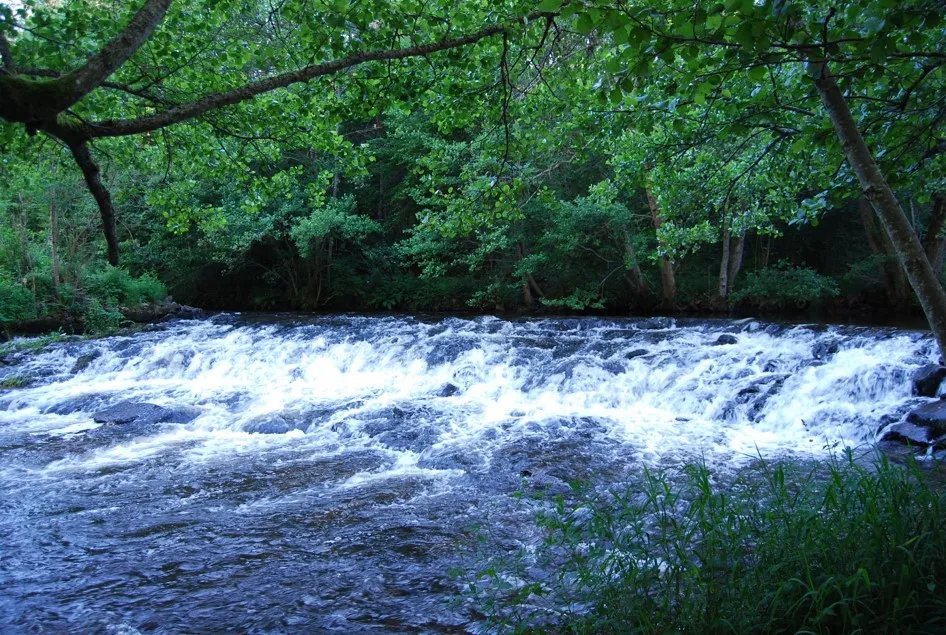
[812,339,840,360]
[911,364,946,397]
[712,334,738,346]
[92,401,198,426]
[624,348,649,360]
[70,351,102,374]
[438,383,460,398]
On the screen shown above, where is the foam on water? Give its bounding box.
[0,314,935,631]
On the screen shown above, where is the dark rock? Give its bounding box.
[43,394,111,415]
[882,422,935,446]
[624,348,649,360]
[70,351,102,374]
[812,340,840,360]
[438,383,460,398]
[244,414,297,434]
[174,305,203,319]
[911,364,946,397]
[906,401,946,435]
[762,361,779,373]
[93,401,176,426]
[712,334,738,346]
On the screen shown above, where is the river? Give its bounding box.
[0,314,935,632]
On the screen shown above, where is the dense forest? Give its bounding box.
[1,0,944,339]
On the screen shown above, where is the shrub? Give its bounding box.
[84,266,167,307]
[0,277,35,325]
[81,297,125,334]
[468,453,946,634]
[731,260,839,309]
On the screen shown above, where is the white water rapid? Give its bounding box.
[0,314,935,631]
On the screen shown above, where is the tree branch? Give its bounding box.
[0,33,14,73]
[69,141,121,265]
[87,13,550,138]
[60,0,173,109]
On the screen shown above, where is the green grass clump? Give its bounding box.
[0,375,28,388]
[470,453,946,634]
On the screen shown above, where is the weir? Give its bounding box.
[0,314,936,630]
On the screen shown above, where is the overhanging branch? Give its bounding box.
[87,13,552,138]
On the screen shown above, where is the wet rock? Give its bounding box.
[882,422,935,446]
[624,348,649,360]
[43,394,111,415]
[70,351,102,374]
[911,364,946,397]
[93,401,176,426]
[812,340,840,360]
[244,414,298,434]
[905,401,946,435]
[438,383,460,398]
[712,334,738,346]
[635,318,668,330]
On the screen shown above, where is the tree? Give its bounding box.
[556,0,946,353]
[0,0,551,265]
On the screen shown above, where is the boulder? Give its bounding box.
[438,383,460,398]
[624,348,649,360]
[812,339,840,360]
[882,422,935,446]
[92,401,195,426]
[712,334,738,346]
[906,400,946,435]
[70,351,102,374]
[911,364,946,397]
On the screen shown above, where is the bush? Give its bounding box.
[84,266,167,307]
[731,260,839,309]
[468,453,946,634]
[81,297,125,334]
[0,277,35,325]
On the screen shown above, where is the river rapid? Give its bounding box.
[0,314,936,632]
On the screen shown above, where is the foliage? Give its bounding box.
[731,261,840,309]
[468,453,946,634]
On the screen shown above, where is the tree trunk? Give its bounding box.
[49,176,61,301]
[727,230,745,294]
[622,229,646,301]
[718,219,731,300]
[923,193,946,276]
[69,142,120,266]
[812,60,946,356]
[860,198,903,301]
[645,186,676,309]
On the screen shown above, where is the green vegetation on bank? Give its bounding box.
[467,454,946,634]
[1,1,944,336]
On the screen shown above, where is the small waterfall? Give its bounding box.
[0,314,933,631]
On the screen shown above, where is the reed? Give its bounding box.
[468,452,946,634]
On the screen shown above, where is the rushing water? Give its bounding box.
[0,314,936,632]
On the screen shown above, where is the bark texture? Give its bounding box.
[811,60,946,356]
[645,187,676,309]
[69,142,120,266]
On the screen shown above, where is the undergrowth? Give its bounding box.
[466,452,946,634]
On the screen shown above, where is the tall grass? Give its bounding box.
[468,453,946,634]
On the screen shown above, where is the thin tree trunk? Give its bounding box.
[645,186,676,309]
[69,142,120,266]
[923,193,946,276]
[727,230,745,293]
[622,229,646,301]
[49,175,61,301]
[718,217,731,300]
[812,60,946,356]
[859,198,900,301]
